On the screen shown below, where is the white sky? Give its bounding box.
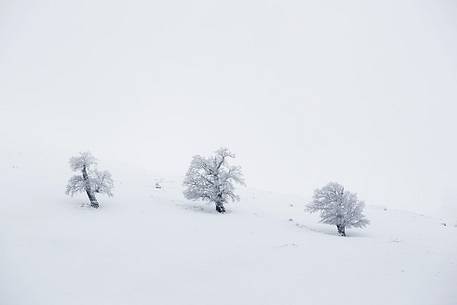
[1,0,456,217]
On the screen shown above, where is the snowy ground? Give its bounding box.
[1,156,456,305]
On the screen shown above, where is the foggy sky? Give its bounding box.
[1,0,456,217]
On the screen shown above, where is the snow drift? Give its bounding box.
[1,152,456,305]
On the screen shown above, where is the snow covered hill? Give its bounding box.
[1,155,456,305]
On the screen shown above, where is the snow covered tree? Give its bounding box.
[306,182,369,236]
[65,152,113,208]
[183,148,245,213]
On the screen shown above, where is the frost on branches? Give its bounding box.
[306,182,369,236]
[183,148,245,213]
[65,152,113,208]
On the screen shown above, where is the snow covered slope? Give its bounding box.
[1,155,456,305]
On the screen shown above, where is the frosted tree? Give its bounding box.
[65,152,114,208]
[306,182,369,236]
[183,148,245,213]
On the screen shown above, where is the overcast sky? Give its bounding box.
[1,0,456,217]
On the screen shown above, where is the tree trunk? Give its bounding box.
[86,190,99,208]
[337,224,346,236]
[215,201,226,213]
[214,192,226,213]
[82,165,99,208]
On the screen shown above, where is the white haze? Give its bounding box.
[1,0,456,217]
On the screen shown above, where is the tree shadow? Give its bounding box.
[294,221,369,238]
[65,197,102,211]
[174,201,233,215]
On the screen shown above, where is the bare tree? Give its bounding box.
[66,152,113,208]
[183,148,245,213]
[306,182,369,236]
